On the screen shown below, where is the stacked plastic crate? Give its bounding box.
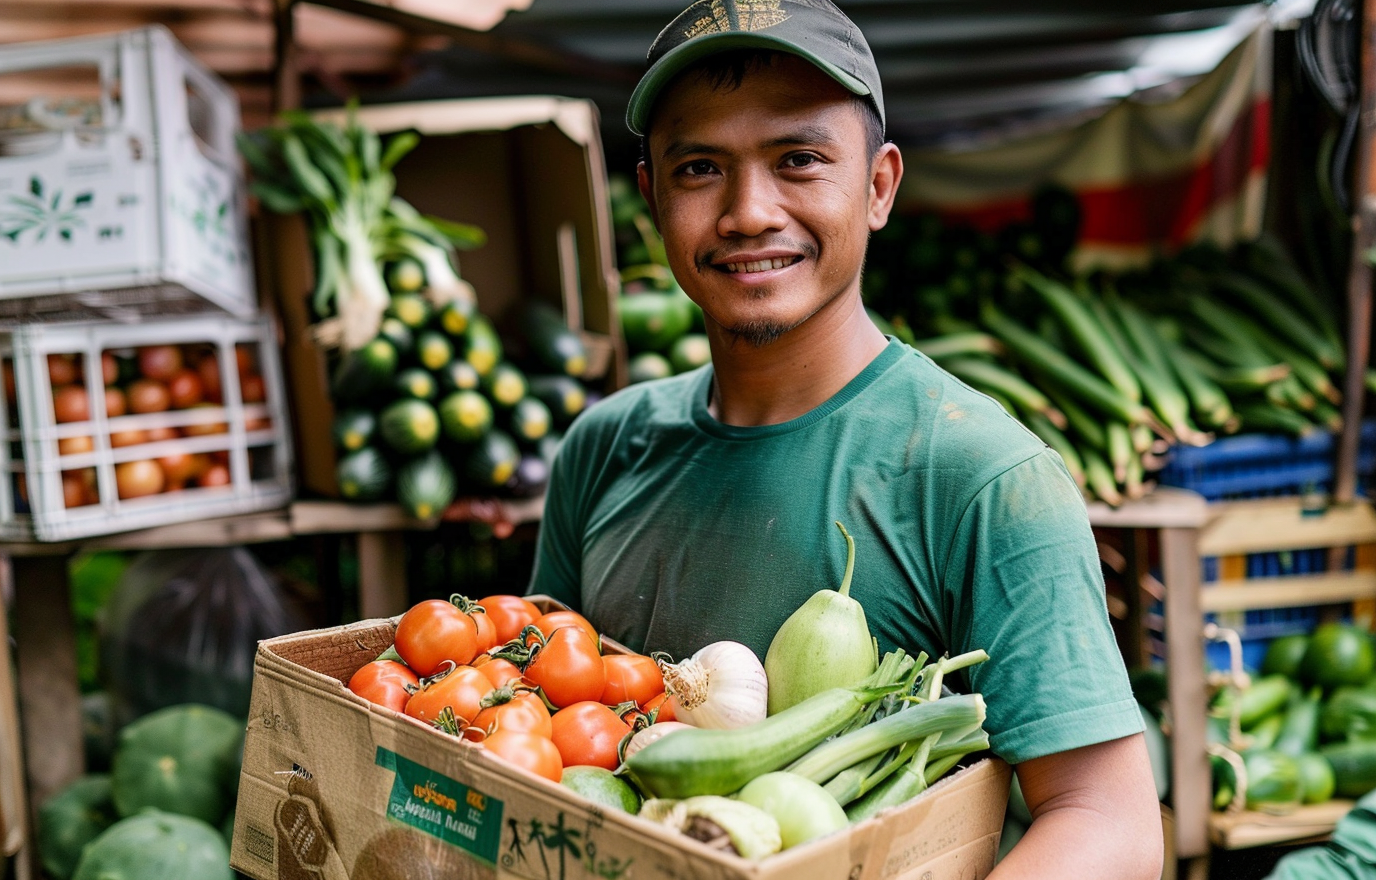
[1156,422,1376,670]
[0,26,292,540]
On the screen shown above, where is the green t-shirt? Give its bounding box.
[529,338,1142,764]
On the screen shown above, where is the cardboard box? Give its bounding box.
[232,615,1011,880]
[263,96,624,499]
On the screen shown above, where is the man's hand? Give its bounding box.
[989,734,1163,879]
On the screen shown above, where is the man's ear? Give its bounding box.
[636,161,660,232]
[867,143,903,232]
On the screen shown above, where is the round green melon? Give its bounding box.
[110,704,243,824]
[73,810,232,880]
[38,774,118,880]
[1301,623,1375,690]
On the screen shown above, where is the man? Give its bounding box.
[529,0,1162,875]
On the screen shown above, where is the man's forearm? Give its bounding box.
[987,801,1163,880]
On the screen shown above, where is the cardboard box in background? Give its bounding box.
[263,96,625,499]
[231,613,1011,880]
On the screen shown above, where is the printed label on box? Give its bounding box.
[376,746,503,863]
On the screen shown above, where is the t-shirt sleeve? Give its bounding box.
[943,449,1143,764]
[525,436,584,611]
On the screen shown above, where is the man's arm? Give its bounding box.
[989,733,1163,879]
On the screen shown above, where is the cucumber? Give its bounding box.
[1274,687,1322,758]
[395,451,456,520]
[437,359,482,394]
[1296,752,1336,804]
[378,398,440,454]
[1319,686,1376,742]
[331,408,376,452]
[1318,740,1376,798]
[437,390,493,444]
[462,316,504,377]
[393,367,438,401]
[437,299,477,338]
[386,292,431,330]
[414,331,454,373]
[507,396,552,446]
[463,428,520,488]
[377,317,414,358]
[335,447,392,501]
[330,337,397,403]
[386,257,425,294]
[527,375,587,427]
[482,362,528,410]
[523,303,588,377]
[1242,748,1302,811]
[629,351,673,384]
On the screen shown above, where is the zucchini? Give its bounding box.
[1296,752,1336,804]
[378,398,440,454]
[335,447,392,501]
[386,256,425,294]
[377,317,414,358]
[1243,748,1302,811]
[1318,740,1376,798]
[482,362,528,410]
[386,292,431,330]
[527,375,587,427]
[1319,686,1376,742]
[330,337,397,403]
[523,303,589,377]
[911,332,1004,361]
[437,298,477,338]
[1274,687,1322,758]
[507,396,552,446]
[396,451,456,520]
[393,367,437,401]
[437,359,482,394]
[461,316,504,377]
[437,390,493,444]
[414,331,454,373]
[462,428,521,488]
[331,408,376,452]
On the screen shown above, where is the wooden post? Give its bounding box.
[272,0,301,114]
[1161,526,1210,860]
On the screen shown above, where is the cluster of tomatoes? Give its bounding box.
[346,594,676,783]
[25,342,272,507]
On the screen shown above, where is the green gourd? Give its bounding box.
[72,810,232,880]
[764,521,878,715]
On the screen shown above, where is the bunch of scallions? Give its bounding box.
[237,104,485,351]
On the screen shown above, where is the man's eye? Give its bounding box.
[681,160,716,176]
[784,153,819,168]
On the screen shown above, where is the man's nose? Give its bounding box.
[717,169,787,238]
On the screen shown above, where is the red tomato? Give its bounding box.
[405,664,492,727]
[127,379,171,414]
[644,692,679,723]
[198,354,223,403]
[528,610,598,646]
[158,452,202,489]
[52,385,89,423]
[601,654,665,707]
[524,626,606,709]
[235,344,255,376]
[61,470,88,508]
[198,462,231,487]
[549,701,631,771]
[394,599,480,677]
[472,690,551,738]
[471,610,499,655]
[474,656,524,690]
[347,660,419,713]
[240,373,266,404]
[166,369,204,409]
[115,460,165,499]
[48,354,80,386]
[482,729,562,782]
[476,594,541,644]
[104,387,127,418]
[101,352,118,386]
[138,345,183,381]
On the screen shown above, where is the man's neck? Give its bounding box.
[705,296,888,427]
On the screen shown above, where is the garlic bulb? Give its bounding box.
[657,641,768,729]
[623,721,694,760]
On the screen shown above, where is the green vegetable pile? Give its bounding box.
[37,703,243,880]
[608,174,710,384]
[863,188,1352,507]
[240,111,598,516]
[1208,622,1376,813]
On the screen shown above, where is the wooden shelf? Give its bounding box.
[1209,800,1355,850]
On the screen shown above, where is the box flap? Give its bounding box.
[313,96,600,147]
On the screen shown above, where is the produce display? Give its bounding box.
[37,703,244,880]
[607,174,711,383]
[240,110,599,516]
[346,525,992,859]
[1206,622,1376,813]
[862,190,1350,507]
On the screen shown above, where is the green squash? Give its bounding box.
[38,774,118,880]
[110,704,243,825]
[73,810,232,880]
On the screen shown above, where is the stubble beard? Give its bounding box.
[724,318,792,347]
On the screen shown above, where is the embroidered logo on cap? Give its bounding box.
[684,0,790,40]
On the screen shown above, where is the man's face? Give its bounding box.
[638,54,896,347]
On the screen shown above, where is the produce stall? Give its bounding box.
[2,1,1376,879]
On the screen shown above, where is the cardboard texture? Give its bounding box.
[233,616,1011,880]
[263,97,624,499]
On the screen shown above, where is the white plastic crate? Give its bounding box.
[0,26,255,321]
[0,314,293,541]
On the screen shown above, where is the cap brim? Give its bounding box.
[626,32,871,135]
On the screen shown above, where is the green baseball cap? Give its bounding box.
[626,0,885,136]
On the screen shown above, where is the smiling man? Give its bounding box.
[527,1,1163,875]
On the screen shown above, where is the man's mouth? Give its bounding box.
[720,256,800,273]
